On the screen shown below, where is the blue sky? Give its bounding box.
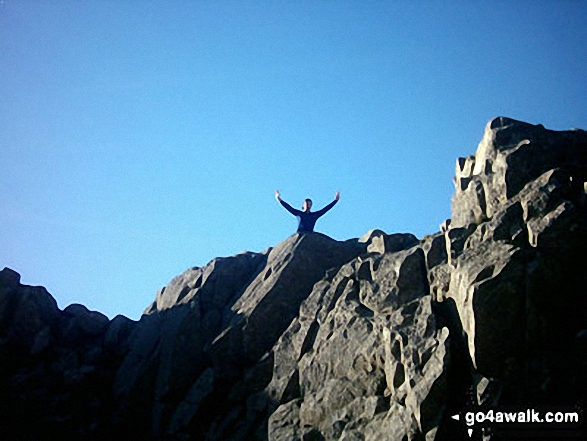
[2,1,586,320]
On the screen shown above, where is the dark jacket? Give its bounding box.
[279,199,338,232]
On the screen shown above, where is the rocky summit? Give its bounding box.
[1,117,587,440]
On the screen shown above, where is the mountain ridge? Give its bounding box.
[1,117,586,440]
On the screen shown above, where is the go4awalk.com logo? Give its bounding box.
[451,405,584,439]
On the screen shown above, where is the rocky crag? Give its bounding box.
[1,117,586,440]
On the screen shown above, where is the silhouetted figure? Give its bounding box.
[275,190,340,233]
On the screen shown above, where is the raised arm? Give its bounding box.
[314,191,340,217]
[275,190,302,215]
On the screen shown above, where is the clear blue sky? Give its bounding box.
[2,1,586,320]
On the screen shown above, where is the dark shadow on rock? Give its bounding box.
[433,297,477,441]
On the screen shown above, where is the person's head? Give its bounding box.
[302,198,313,212]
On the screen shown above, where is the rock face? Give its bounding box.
[1,117,586,440]
[0,268,135,440]
[112,232,364,440]
[451,117,587,227]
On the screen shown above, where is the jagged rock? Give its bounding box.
[0,267,20,287]
[113,232,363,439]
[421,232,447,270]
[0,268,131,441]
[451,117,587,228]
[0,268,60,353]
[211,232,362,364]
[421,233,450,302]
[264,240,453,440]
[113,249,271,436]
[358,229,386,245]
[63,304,109,336]
[365,232,419,254]
[445,224,476,265]
[201,234,364,440]
[146,250,269,313]
[446,146,587,393]
[447,240,529,376]
[167,367,215,436]
[357,247,428,313]
[265,267,342,411]
[30,325,53,355]
[1,117,586,441]
[439,219,451,233]
[268,398,303,441]
[104,314,136,356]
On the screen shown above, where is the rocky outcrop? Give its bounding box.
[0,267,136,440]
[1,117,586,440]
[451,116,587,227]
[112,232,364,440]
[267,255,450,440]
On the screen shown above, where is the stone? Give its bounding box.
[29,325,53,355]
[366,232,419,254]
[112,232,364,439]
[527,200,576,248]
[147,250,269,313]
[2,117,587,441]
[357,247,428,313]
[211,232,363,365]
[421,232,448,270]
[447,240,528,376]
[167,368,215,436]
[0,282,60,352]
[265,267,344,407]
[445,224,476,265]
[268,399,303,441]
[265,236,451,439]
[451,117,587,228]
[439,219,451,233]
[63,303,109,338]
[104,314,136,356]
[358,229,386,244]
[0,267,21,287]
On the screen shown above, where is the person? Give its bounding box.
[275,190,340,233]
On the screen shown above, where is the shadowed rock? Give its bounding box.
[1,117,586,440]
[113,232,365,439]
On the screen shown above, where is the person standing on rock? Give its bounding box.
[275,190,340,233]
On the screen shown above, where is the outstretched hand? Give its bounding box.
[335,190,340,201]
[275,189,281,201]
